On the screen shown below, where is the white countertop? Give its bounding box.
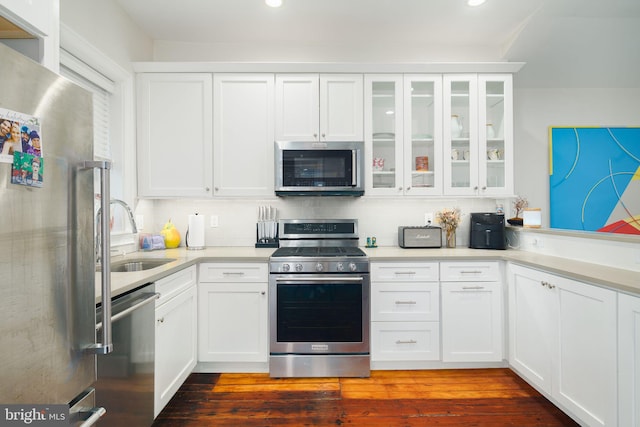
[96,246,640,304]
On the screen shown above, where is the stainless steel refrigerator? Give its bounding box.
[0,43,111,425]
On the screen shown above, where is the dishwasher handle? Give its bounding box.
[96,292,159,330]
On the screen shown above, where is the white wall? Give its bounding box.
[136,197,498,249]
[512,87,640,227]
[59,0,153,71]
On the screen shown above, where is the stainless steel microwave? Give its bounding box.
[275,141,364,196]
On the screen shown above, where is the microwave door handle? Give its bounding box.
[351,150,357,186]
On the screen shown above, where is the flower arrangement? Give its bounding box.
[436,207,461,248]
[513,196,529,219]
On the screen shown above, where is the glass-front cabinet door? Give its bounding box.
[403,75,442,195]
[443,74,478,195]
[479,74,513,196]
[365,75,404,195]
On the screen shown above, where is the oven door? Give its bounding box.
[269,274,370,355]
[275,141,364,196]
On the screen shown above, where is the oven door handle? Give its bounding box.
[275,277,364,284]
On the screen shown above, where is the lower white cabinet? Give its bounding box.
[370,262,440,367]
[618,293,640,427]
[508,264,617,427]
[440,261,503,363]
[441,281,503,362]
[154,266,198,417]
[197,263,268,368]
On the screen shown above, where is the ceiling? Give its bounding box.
[115,0,640,88]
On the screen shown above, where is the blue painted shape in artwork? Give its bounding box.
[550,127,640,232]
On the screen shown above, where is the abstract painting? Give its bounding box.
[549,127,640,235]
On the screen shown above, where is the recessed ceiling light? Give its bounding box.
[467,0,486,6]
[265,0,283,7]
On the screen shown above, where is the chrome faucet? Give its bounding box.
[95,199,138,265]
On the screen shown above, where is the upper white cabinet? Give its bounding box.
[275,74,363,142]
[213,74,275,196]
[364,75,443,196]
[443,74,513,196]
[508,264,617,427]
[137,73,213,198]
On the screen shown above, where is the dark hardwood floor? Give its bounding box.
[153,369,579,426]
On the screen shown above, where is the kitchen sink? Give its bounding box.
[98,258,177,272]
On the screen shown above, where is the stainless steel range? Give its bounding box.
[269,219,370,378]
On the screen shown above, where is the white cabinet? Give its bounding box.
[154,266,197,417]
[364,75,443,196]
[0,0,57,70]
[213,74,275,196]
[618,293,640,427]
[508,264,617,427]
[440,261,503,362]
[275,74,363,142]
[137,73,213,198]
[370,262,440,366]
[197,263,268,370]
[443,74,513,196]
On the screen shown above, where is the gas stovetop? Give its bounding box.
[270,219,368,274]
[271,246,367,258]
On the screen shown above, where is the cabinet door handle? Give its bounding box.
[462,286,484,290]
[261,291,266,295]
[395,301,417,305]
[157,317,165,323]
[396,339,417,344]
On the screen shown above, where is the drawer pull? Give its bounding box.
[541,281,556,289]
[394,271,416,275]
[459,270,483,274]
[462,286,485,290]
[396,339,417,344]
[395,301,417,305]
[223,272,246,276]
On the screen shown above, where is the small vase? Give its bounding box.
[450,115,462,138]
[445,229,456,248]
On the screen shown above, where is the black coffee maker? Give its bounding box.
[469,213,506,250]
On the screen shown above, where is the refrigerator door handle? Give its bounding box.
[83,160,114,355]
[77,407,106,427]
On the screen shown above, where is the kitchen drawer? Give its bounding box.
[371,282,439,322]
[199,263,268,283]
[156,265,197,306]
[371,321,440,362]
[440,261,500,282]
[371,262,439,282]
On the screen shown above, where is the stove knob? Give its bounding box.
[349,262,358,272]
[336,263,345,272]
[295,263,304,272]
[281,263,290,272]
[315,263,324,272]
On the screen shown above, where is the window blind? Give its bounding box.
[59,52,113,160]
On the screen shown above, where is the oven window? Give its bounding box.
[282,150,353,187]
[276,283,362,342]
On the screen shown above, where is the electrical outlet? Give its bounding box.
[210,215,219,228]
[424,212,434,226]
[532,237,544,248]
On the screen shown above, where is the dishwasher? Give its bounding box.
[95,283,159,426]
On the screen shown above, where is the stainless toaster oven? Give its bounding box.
[398,226,442,248]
